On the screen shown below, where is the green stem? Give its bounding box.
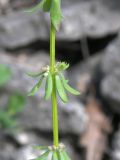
[50,21,59,146]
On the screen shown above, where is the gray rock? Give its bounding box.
[101,37,120,75]
[100,36,120,113]
[19,97,88,134]
[0,132,17,160]
[58,0,120,40]
[101,69,120,113]
[0,11,48,48]
[112,125,120,160]
[1,0,120,48]
[69,54,102,94]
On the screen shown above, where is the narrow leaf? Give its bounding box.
[44,72,53,100]
[28,76,44,96]
[61,74,80,95]
[62,151,71,160]
[25,0,44,13]
[35,150,50,160]
[57,151,66,160]
[33,146,48,151]
[50,0,62,31]
[52,151,58,160]
[25,0,51,13]
[26,71,45,78]
[55,75,68,103]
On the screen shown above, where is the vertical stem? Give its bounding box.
[50,21,59,146]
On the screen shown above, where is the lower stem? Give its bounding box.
[52,76,59,146]
[50,21,59,146]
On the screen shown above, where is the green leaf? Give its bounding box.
[42,0,52,12]
[52,151,58,160]
[26,71,45,78]
[7,94,26,116]
[60,74,80,95]
[44,72,53,100]
[56,62,69,72]
[33,146,48,151]
[62,151,71,160]
[28,76,44,96]
[33,150,50,160]
[55,74,68,103]
[25,1,44,13]
[25,0,51,13]
[50,0,62,31]
[57,151,66,160]
[0,64,11,87]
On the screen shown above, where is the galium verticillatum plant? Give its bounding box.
[26,0,80,159]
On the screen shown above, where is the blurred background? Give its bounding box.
[0,0,120,160]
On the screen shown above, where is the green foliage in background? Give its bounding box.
[7,94,25,117]
[0,64,26,129]
[0,64,11,87]
[0,94,26,129]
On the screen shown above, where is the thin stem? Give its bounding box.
[50,21,59,146]
[50,22,55,72]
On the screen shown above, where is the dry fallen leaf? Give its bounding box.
[80,97,112,160]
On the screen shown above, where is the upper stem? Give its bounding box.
[50,21,59,146]
[50,22,55,72]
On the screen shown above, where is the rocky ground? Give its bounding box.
[0,0,120,160]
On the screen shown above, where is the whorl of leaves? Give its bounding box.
[27,62,80,103]
[31,144,71,160]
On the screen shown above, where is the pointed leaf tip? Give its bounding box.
[50,0,62,31]
[25,1,44,13]
[28,76,44,96]
[61,74,80,95]
[25,0,52,13]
